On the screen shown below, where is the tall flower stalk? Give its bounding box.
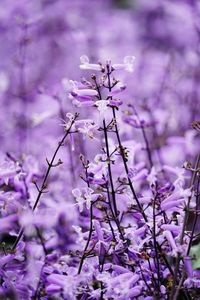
[12,113,78,250]
[68,56,200,299]
[0,55,199,300]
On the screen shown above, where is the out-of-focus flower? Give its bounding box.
[0,71,9,93]
[72,188,85,212]
[109,82,126,96]
[80,55,136,73]
[164,230,178,255]
[112,56,136,72]
[0,159,21,185]
[74,119,99,139]
[0,214,18,234]
[72,187,96,212]
[163,165,188,187]
[95,100,110,119]
[80,55,102,71]
[68,80,98,101]
[147,166,157,186]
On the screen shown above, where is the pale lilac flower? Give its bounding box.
[164,230,178,255]
[80,55,102,71]
[72,188,85,212]
[0,160,21,185]
[112,56,136,72]
[128,167,139,178]
[109,82,126,96]
[83,187,94,209]
[88,288,102,299]
[0,71,9,93]
[109,264,131,275]
[179,187,192,198]
[47,274,67,288]
[184,277,200,289]
[93,220,104,241]
[147,166,157,186]
[160,224,181,234]
[95,100,110,119]
[0,214,18,233]
[72,187,96,211]
[87,156,108,185]
[132,168,148,181]
[46,284,61,294]
[1,9,199,297]
[120,287,141,299]
[184,256,193,278]
[72,225,86,244]
[163,165,188,187]
[160,285,167,295]
[32,111,55,127]
[167,130,198,156]
[138,195,152,205]
[69,80,98,100]
[73,99,94,107]
[109,98,123,107]
[161,198,184,211]
[74,119,99,139]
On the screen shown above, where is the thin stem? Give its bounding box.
[147,258,159,290]
[103,119,118,217]
[94,68,175,291]
[58,101,77,187]
[170,153,200,299]
[138,264,152,292]
[152,194,161,289]
[187,175,200,255]
[12,115,78,250]
[173,175,200,300]
[78,202,94,274]
[105,208,116,242]
[35,226,48,256]
[106,67,147,221]
[106,70,174,278]
[112,107,147,222]
[105,183,125,242]
[130,104,153,169]
[93,75,118,217]
[77,158,95,275]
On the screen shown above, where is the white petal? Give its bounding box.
[123,55,136,65]
[80,55,89,64]
[72,188,82,198]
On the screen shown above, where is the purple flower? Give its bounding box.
[112,56,136,72]
[80,55,102,71]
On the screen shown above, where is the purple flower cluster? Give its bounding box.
[0,1,200,299]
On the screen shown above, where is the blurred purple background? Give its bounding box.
[0,0,199,155]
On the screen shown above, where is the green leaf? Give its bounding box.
[190,244,200,269]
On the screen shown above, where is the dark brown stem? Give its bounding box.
[103,119,118,217]
[12,114,78,250]
[93,76,118,217]
[107,70,174,279]
[170,153,200,300]
[130,104,153,169]
[112,107,147,222]
[187,175,200,255]
[78,202,94,274]
[152,193,161,289]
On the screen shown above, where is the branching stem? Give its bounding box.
[12,114,78,250]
